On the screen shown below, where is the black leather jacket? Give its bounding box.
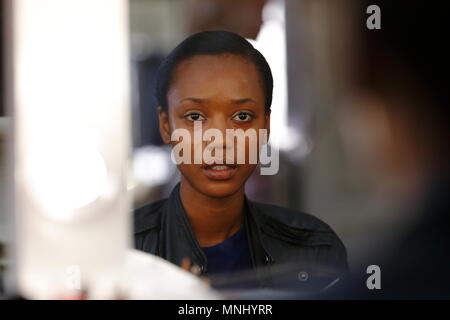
[134,183,348,290]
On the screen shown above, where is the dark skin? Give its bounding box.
[158,53,270,247]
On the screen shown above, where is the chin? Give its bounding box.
[183,176,243,199]
[200,181,243,198]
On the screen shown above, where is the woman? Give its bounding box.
[134,30,348,290]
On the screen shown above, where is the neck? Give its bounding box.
[179,177,245,247]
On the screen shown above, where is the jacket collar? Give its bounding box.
[159,183,207,268]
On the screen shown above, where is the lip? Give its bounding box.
[201,164,238,181]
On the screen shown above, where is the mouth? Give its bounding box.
[201,164,238,181]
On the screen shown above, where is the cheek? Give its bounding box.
[169,116,185,132]
[241,163,258,175]
[176,164,201,182]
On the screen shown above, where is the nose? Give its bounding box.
[204,114,233,154]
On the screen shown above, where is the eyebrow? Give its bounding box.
[181,97,256,104]
[232,98,256,105]
[181,97,204,104]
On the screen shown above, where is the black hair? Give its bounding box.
[155,30,273,112]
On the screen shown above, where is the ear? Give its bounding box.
[265,111,271,140]
[158,106,171,144]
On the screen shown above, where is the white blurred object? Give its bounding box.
[133,146,175,187]
[10,0,132,299]
[118,249,220,300]
[249,0,307,154]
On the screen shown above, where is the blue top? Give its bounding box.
[201,226,253,275]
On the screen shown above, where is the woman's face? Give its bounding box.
[159,53,270,198]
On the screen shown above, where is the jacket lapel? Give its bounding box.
[160,183,207,268]
[245,199,275,287]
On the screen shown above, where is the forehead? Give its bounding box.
[167,54,264,106]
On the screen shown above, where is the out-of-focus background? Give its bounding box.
[1,0,448,298]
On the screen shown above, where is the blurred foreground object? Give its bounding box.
[324,1,450,299]
[6,0,131,298]
[119,249,219,299]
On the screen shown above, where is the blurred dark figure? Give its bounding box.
[186,0,267,40]
[135,54,165,147]
[326,1,450,299]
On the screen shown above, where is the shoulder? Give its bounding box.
[134,198,167,234]
[250,201,349,272]
[251,201,335,233]
[250,201,347,256]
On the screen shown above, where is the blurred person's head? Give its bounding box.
[155,30,272,198]
[340,1,449,199]
[185,0,267,40]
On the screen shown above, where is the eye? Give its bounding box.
[233,112,253,122]
[184,112,205,122]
